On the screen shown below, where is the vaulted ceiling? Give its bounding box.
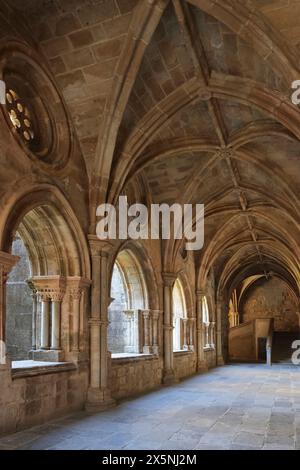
[3,0,300,296]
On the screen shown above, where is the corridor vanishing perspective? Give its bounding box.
[0,0,300,453]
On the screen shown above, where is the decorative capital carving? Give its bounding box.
[49,290,65,302]
[162,272,177,287]
[141,309,151,319]
[88,235,116,257]
[151,310,162,320]
[196,289,206,300]
[29,275,66,302]
[67,276,91,300]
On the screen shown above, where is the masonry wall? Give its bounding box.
[174,351,197,380]
[204,349,216,369]
[241,277,299,332]
[110,356,163,400]
[0,364,88,436]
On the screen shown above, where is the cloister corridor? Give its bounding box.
[1,364,300,451]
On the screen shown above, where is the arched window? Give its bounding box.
[4,199,90,369]
[108,249,148,357]
[172,279,187,351]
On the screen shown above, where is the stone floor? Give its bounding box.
[1,363,300,450]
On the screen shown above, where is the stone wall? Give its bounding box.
[110,356,163,400]
[204,349,216,369]
[241,277,299,332]
[0,364,88,436]
[174,351,197,380]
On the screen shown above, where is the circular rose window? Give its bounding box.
[6,88,35,143]
[0,43,71,169]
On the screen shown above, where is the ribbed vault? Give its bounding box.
[7,0,300,305]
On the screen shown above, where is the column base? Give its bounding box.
[217,355,225,366]
[197,361,208,372]
[162,369,177,385]
[85,387,116,413]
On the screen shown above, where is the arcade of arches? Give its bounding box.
[0,0,300,445]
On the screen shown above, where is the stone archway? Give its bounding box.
[0,186,91,366]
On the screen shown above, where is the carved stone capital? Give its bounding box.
[162,272,177,287]
[196,289,206,300]
[141,309,151,319]
[29,276,66,302]
[88,235,116,257]
[67,276,91,300]
[151,310,162,320]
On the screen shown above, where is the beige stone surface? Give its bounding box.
[0,0,299,438]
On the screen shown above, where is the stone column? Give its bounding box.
[210,321,216,348]
[29,276,66,361]
[30,286,38,351]
[70,288,81,352]
[67,278,91,354]
[216,294,225,365]
[142,309,152,354]
[86,237,115,412]
[0,251,19,366]
[188,317,196,351]
[50,293,64,350]
[182,318,188,350]
[196,290,207,371]
[152,310,160,355]
[40,295,50,349]
[162,273,177,384]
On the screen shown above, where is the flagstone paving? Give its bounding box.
[1,364,300,450]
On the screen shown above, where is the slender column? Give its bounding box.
[152,310,160,355]
[142,310,151,354]
[182,318,188,350]
[210,321,216,348]
[66,276,91,361]
[86,238,115,412]
[216,294,225,365]
[205,323,210,348]
[162,273,177,384]
[50,292,64,350]
[69,286,83,352]
[0,252,19,366]
[188,317,196,351]
[40,295,50,349]
[196,290,207,371]
[29,285,38,350]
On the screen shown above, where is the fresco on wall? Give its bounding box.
[241,277,299,332]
